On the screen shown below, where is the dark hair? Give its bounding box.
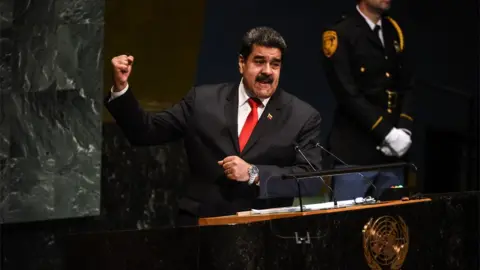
[239,26,287,59]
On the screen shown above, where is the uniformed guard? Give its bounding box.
[321,0,415,201]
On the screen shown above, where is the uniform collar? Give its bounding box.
[356,5,382,30]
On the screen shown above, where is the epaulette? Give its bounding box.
[386,16,404,52]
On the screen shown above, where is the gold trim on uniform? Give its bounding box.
[400,113,413,121]
[386,90,397,113]
[386,17,405,52]
[360,66,366,72]
[323,30,338,58]
[371,116,383,131]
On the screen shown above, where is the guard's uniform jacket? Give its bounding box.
[322,11,415,165]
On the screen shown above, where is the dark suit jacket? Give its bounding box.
[105,82,322,218]
[322,11,415,165]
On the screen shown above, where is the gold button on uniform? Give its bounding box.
[360,67,365,72]
[385,72,391,78]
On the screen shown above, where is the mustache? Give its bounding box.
[256,74,273,84]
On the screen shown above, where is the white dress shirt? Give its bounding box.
[109,79,270,137]
[237,79,269,136]
[356,5,384,47]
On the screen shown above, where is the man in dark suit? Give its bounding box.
[106,27,322,225]
[321,0,415,201]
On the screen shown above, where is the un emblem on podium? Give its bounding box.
[362,216,409,270]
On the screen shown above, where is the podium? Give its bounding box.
[61,193,479,270]
[198,198,431,226]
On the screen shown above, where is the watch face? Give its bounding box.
[250,165,259,174]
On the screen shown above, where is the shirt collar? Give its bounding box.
[356,5,382,31]
[238,78,270,107]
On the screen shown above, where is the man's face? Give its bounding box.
[238,45,282,99]
[363,0,391,13]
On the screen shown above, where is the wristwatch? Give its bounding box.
[247,165,259,185]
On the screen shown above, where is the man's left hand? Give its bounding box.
[218,156,250,181]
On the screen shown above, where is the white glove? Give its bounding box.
[382,128,412,157]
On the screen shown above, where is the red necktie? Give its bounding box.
[239,98,260,152]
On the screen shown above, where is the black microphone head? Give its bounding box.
[293,142,300,151]
[309,139,322,149]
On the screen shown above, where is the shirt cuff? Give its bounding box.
[108,84,129,102]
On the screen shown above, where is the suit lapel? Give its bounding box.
[224,83,240,154]
[240,89,285,156]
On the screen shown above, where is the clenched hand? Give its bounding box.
[218,156,250,181]
[111,54,134,91]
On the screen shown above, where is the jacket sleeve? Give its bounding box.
[104,87,195,146]
[322,29,394,143]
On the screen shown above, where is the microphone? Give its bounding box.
[310,140,378,201]
[293,142,338,207]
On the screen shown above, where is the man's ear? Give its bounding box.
[238,54,245,74]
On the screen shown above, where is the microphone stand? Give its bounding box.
[293,175,304,212]
[293,144,336,210]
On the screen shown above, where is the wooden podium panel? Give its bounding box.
[54,192,478,270]
[198,198,432,226]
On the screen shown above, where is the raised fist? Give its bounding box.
[111,55,134,91]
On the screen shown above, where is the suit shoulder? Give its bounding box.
[324,14,356,35]
[282,90,320,118]
[190,82,235,98]
[193,82,232,92]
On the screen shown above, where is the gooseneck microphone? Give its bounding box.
[310,140,378,200]
[293,143,338,207]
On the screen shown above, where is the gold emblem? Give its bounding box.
[394,40,401,53]
[267,113,273,120]
[363,216,409,270]
[322,30,338,58]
